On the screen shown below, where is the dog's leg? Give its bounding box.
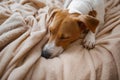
[83,31,95,49]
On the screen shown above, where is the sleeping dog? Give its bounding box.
[42,0,105,58]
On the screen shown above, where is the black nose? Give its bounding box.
[41,50,51,59]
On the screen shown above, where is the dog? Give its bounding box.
[42,0,105,58]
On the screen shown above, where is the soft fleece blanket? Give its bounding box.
[0,0,120,80]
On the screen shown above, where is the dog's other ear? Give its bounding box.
[75,15,99,33]
[47,8,61,24]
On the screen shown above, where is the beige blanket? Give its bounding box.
[0,0,120,80]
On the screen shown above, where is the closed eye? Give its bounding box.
[60,34,70,40]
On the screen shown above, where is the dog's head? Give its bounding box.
[42,8,99,58]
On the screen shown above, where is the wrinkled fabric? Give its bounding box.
[0,0,120,80]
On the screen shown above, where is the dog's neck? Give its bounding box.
[67,0,94,15]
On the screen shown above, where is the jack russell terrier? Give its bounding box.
[42,0,105,58]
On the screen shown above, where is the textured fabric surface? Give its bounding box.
[0,0,120,80]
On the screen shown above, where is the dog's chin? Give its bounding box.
[50,49,64,58]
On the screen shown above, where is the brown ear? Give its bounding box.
[76,15,99,33]
[47,8,61,25]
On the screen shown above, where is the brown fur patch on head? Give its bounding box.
[48,10,82,49]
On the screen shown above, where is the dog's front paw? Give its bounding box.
[82,31,95,49]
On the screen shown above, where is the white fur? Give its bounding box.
[83,31,95,49]
[43,40,64,57]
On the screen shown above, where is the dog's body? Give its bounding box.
[42,0,105,58]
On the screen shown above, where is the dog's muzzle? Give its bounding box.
[41,41,64,59]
